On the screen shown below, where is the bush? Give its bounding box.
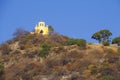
[19,45,25,50]
[65,38,76,45]
[103,48,115,54]
[41,43,51,50]
[107,56,119,63]
[112,37,120,46]
[58,46,64,51]
[102,42,110,46]
[65,38,86,49]
[88,64,98,74]
[19,37,34,50]
[101,68,115,76]
[102,63,109,68]
[0,63,4,76]
[100,75,114,80]
[39,49,48,57]
[76,39,86,49]
[0,43,11,54]
[88,42,93,45]
[13,50,21,54]
[117,47,120,53]
[13,28,29,37]
[49,33,68,46]
[39,43,51,57]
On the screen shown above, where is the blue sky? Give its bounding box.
[0,0,120,43]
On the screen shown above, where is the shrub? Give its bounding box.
[117,47,120,53]
[88,64,98,74]
[39,43,51,57]
[112,37,120,46]
[101,68,114,75]
[101,45,104,49]
[39,49,48,57]
[58,46,64,51]
[84,69,91,76]
[100,75,114,80]
[88,42,92,45]
[48,25,54,34]
[24,53,36,58]
[49,33,68,46]
[41,43,51,50]
[65,38,76,45]
[76,39,86,49]
[107,56,119,63]
[13,28,29,37]
[19,37,34,50]
[19,45,25,50]
[7,40,13,44]
[0,63,4,76]
[0,43,11,54]
[65,38,86,49]
[103,48,115,54]
[87,46,91,49]
[102,42,110,46]
[13,50,21,54]
[102,63,109,68]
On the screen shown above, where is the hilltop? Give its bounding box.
[0,33,120,80]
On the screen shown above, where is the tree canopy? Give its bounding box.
[91,29,112,44]
[48,25,54,34]
[112,37,120,46]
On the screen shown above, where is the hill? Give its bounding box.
[0,33,120,80]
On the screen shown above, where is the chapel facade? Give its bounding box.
[31,22,49,35]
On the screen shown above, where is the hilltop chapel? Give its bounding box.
[31,22,49,35]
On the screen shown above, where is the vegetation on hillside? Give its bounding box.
[0,27,120,80]
[65,38,86,49]
[39,43,52,57]
[91,29,112,46]
[0,63,4,80]
[112,36,120,46]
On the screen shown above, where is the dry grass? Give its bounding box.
[0,34,120,80]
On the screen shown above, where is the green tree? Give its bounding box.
[91,29,112,44]
[112,37,120,46]
[48,25,54,34]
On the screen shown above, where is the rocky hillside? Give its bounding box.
[0,33,120,80]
